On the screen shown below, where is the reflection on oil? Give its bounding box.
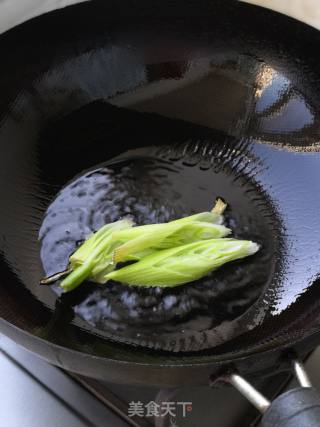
[254,65,278,100]
[111,53,319,148]
[252,64,316,138]
[112,54,257,138]
[258,94,314,133]
[39,143,277,351]
[250,143,320,316]
[9,34,318,149]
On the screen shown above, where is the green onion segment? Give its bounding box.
[41,199,260,292]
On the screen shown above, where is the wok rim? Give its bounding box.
[1,317,319,368]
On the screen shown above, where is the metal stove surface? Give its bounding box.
[3,334,318,427]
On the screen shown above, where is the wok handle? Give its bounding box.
[261,387,320,427]
[222,359,320,427]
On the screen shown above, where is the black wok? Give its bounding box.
[1,1,320,424]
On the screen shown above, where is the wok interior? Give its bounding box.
[38,101,279,352]
[1,0,320,362]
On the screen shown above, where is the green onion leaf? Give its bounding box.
[113,221,231,263]
[60,218,134,291]
[105,238,259,287]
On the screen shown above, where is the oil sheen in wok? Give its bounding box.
[40,138,278,352]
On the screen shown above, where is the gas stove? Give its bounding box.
[3,334,320,427]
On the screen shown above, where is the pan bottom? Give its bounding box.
[40,137,278,352]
